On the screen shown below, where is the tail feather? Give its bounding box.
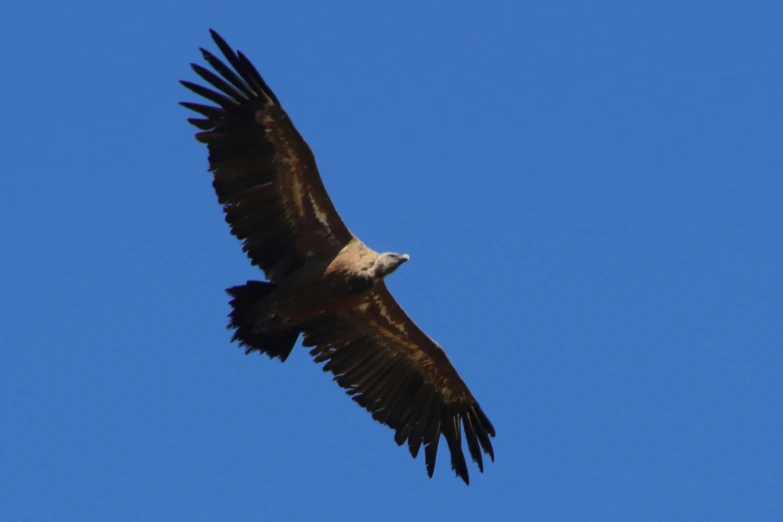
[226,281,300,362]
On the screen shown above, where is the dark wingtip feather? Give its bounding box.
[471,405,495,462]
[209,28,229,49]
[425,442,437,478]
[179,101,224,120]
[423,414,441,478]
[199,48,257,99]
[443,416,469,484]
[202,29,279,106]
[408,435,423,459]
[235,51,280,105]
[461,412,484,472]
[187,118,215,130]
[475,405,496,438]
[180,80,242,113]
[190,63,247,101]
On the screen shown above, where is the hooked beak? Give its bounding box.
[400,254,410,262]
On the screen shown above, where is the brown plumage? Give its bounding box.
[180,29,495,484]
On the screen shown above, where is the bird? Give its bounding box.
[180,29,495,484]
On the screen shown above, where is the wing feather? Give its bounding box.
[181,30,353,281]
[301,284,495,484]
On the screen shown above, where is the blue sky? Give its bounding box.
[2,1,781,520]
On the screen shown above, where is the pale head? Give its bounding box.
[372,252,410,279]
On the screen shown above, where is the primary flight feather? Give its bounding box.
[180,29,495,484]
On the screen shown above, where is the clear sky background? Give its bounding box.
[2,1,781,521]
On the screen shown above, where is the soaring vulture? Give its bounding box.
[180,29,495,484]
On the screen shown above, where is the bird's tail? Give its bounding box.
[225,281,300,362]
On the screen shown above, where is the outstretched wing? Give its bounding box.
[302,283,495,484]
[181,30,353,281]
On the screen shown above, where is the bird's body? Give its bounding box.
[181,30,495,484]
[245,241,404,331]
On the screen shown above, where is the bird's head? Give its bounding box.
[372,252,410,279]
